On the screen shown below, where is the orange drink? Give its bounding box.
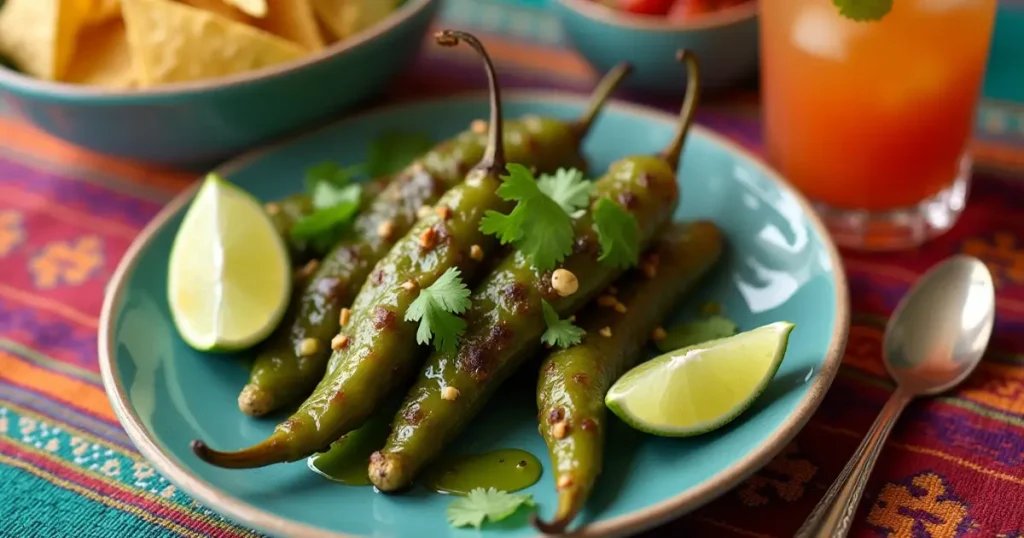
[761,0,997,249]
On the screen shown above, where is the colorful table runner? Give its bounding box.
[4,3,1024,537]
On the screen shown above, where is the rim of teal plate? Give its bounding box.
[555,0,758,31]
[0,0,435,99]
[98,91,850,538]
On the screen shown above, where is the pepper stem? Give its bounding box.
[190,438,295,469]
[659,50,702,173]
[570,61,633,139]
[435,30,506,175]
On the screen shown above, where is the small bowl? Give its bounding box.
[0,0,439,169]
[553,0,759,95]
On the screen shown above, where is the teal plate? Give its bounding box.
[99,93,849,538]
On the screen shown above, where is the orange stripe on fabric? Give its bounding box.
[811,423,1024,488]
[0,118,193,192]
[0,351,116,422]
[0,186,140,240]
[0,283,99,329]
[956,361,1024,416]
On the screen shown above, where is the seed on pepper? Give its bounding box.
[377,220,396,240]
[299,338,320,357]
[339,308,352,327]
[441,386,459,401]
[551,268,579,297]
[470,244,484,261]
[331,334,350,350]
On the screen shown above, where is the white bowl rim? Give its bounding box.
[98,90,850,538]
[555,0,758,32]
[0,0,436,100]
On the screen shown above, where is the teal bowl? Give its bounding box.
[553,0,759,94]
[0,0,439,169]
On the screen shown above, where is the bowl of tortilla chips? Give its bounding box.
[0,0,439,167]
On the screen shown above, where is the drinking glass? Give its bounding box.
[760,0,998,250]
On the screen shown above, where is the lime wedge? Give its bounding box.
[605,321,795,437]
[167,174,291,352]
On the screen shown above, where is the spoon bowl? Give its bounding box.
[796,254,995,538]
[883,254,996,395]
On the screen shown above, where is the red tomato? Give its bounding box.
[617,0,675,16]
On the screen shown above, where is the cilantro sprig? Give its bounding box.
[832,0,892,21]
[405,267,472,354]
[289,131,433,253]
[446,488,535,529]
[592,197,641,269]
[480,164,590,271]
[541,299,585,349]
[537,168,593,216]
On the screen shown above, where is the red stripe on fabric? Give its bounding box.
[0,438,251,538]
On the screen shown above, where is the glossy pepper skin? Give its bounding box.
[266,193,314,263]
[193,30,523,469]
[535,221,723,533]
[367,50,703,493]
[238,64,633,418]
[265,175,390,265]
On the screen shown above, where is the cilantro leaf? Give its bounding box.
[479,163,576,271]
[537,168,593,216]
[541,299,586,349]
[305,161,360,192]
[366,131,434,178]
[592,197,640,269]
[311,182,362,211]
[832,0,892,21]
[290,200,360,253]
[405,267,472,354]
[656,315,738,353]
[446,488,535,529]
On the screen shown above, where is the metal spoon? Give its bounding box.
[795,254,995,538]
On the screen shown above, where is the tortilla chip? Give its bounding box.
[254,0,324,51]
[311,0,398,42]
[177,0,252,23]
[121,0,306,86]
[0,0,89,80]
[82,0,123,26]
[63,19,134,88]
[218,0,267,17]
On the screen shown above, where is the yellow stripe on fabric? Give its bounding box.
[0,453,208,538]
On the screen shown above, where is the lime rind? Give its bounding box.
[167,173,292,352]
[605,321,794,437]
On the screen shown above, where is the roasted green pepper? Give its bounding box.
[265,193,315,263]
[533,221,723,533]
[194,30,533,469]
[237,59,632,418]
[367,50,703,493]
[265,175,391,265]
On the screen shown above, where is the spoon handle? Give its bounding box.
[794,389,913,538]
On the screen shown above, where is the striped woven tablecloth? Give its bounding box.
[5,2,1024,537]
